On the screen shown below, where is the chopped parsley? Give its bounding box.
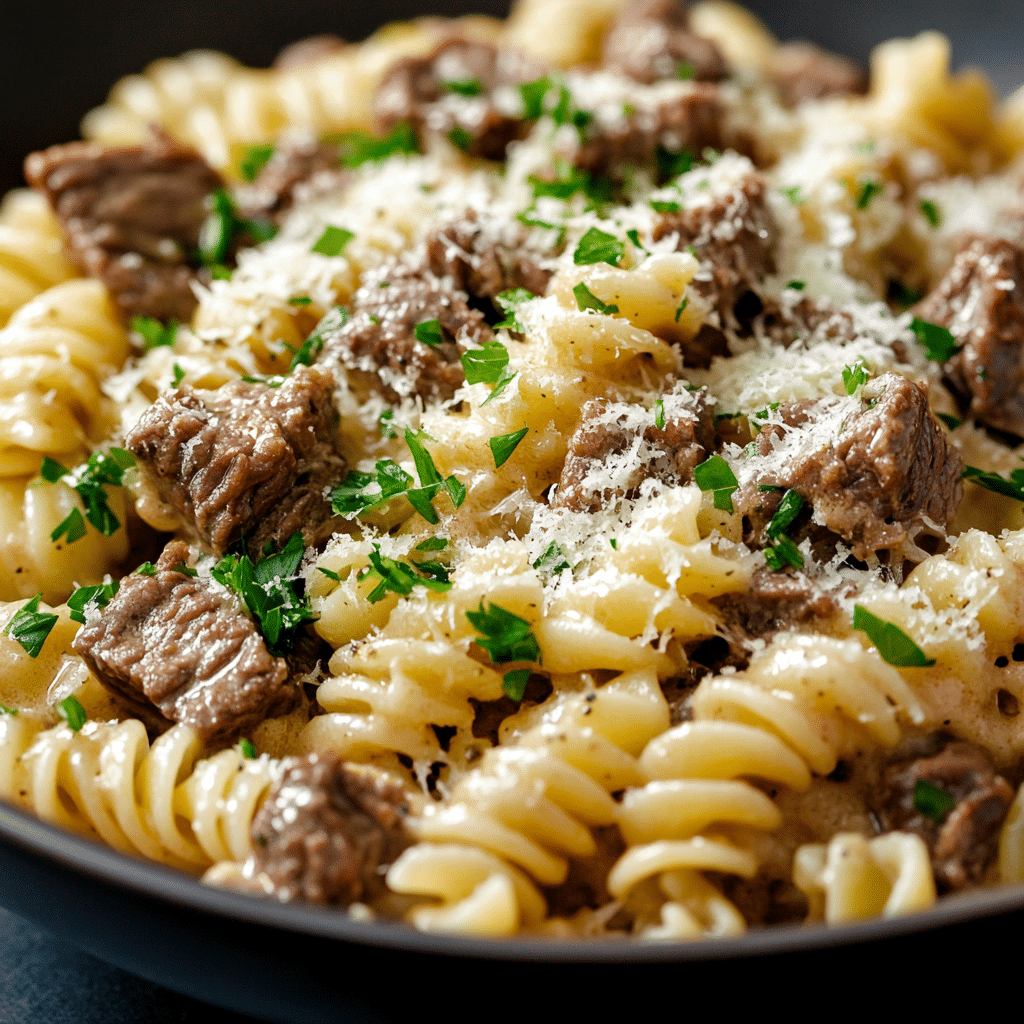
[609,538,618,550]
[172,363,186,388]
[290,305,349,371]
[782,185,804,205]
[493,288,534,332]
[910,317,960,363]
[131,316,178,351]
[961,465,1024,502]
[548,83,592,139]
[490,426,529,468]
[516,212,567,245]
[842,359,870,394]
[855,179,883,210]
[197,188,276,272]
[288,296,312,306]
[210,531,315,656]
[676,60,695,80]
[765,490,804,540]
[0,704,17,716]
[378,408,397,439]
[310,225,354,257]
[786,280,805,291]
[528,164,613,211]
[533,541,570,575]
[134,562,157,576]
[651,199,681,214]
[4,594,58,658]
[764,535,803,571]
[238,143,275,183]
[654,399,666,430]
[442,78,483,96]
[239,738,258,759]
[919,199,941,228]
[656,146,696,180]
[317,567,342,582]
[414,319,444,347]
[626,228,649,255]
[56,694,87,732]
[892,282,923,308]
[936,412,963,431]
[693,455,738,512]
[761,490,805,570]
[674,296,689,323]
[913,779,956,822]
[462,339,510,383]
[360,544,453,603]
[501,669,530,701]
[67,580,119,624]
[416,537,448,552]
[572,282,619,315]
[334,122,419,166]
[447,126,472,151]
[852,605,935,668]
[573,227,623,268]
[520,77,552,120]
[43,448,135,543]
[466,600,541,673]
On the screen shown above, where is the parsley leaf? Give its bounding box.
[210,531,315,656]
[4,594,57,658]
[56,694,87,732]
[414,319,444,347]
[528,165,613,211]
[676,60,695,80]
[462,340,509,384]
[651,199,681,214]
[490,427,528,468]
[910,317,960,363]
[493,288,534,332]
[172,364,185,388]
[51,508,87,545]
[288,295,312,306]
[961,465,1024,502]
[573,227,623,267]
[855,180,883,210]
[466,601,541,666]
[131,316,178,351]
[238,143,275,183]
[197,188,276,269]
[447,126,472,151]
[502,669,530,701]
[765,490,804,540]
[290,305,349,371]
[674,296,689,323]
[626,228,649,255]
[520,77,552,119]
[416,537,448,552]
[913,779,956,822]
[533,541,570,575]
[782,185,804,205]
[67,580,119,624]
[239,738,258,759]
[656,146,695,180]
[0,704,18,716]
[786,280,805,291]
[693,455,738,512]
[311,225,354,257]
[919,199,941,228]
[853,605,935,668]
[134,562,157,576]
[317,567,342,583]
[334,122,418,166]
[842,360,870,394]
[937,412,963,431]
[361,544,453,603]
[443,78,483,96]
[764,535,803,571]
[654,399,665,430]
[572,282,619,315]
[44,449,135,543]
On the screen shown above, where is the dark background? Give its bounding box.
[2,1,1024,194]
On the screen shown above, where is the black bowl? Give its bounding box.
[3,3,1024,1020]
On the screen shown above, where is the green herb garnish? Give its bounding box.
[56,694,87,732]
[4,594,58,658]
[447,126,472,151]
[462,339,510,383]
[43,448,135,543]
[520,77,552,120]
[490,427,528,468]
[913,778,956,821]
[197,188,276,269]
[172,364,186,388]
[335,122,418,167]
[919,199,941,228]
[764,535,803,571]
[238,143,275,183]
[311,225,354,257]
[674,296,689,323]
[782,185,804,205]
[842,360,870,394]
[765,490,804,540]
[289,305,349,371]
[67,580,119,624]
[361,544,453,604]
[533,541,570,575]
[288,296,312,306]
[443,78,483,96]
[573,227,623,267]
[910,317,959,363]
[656,146,695,180]
[693,455,738,512]
[651,199,681,214]
[134,562,157,576]
[937,412,963,431]
[572,282,619,315]
[131,316,178,351]
[414,319,444,347]
[493,288,534,332]
[676,60,695,81]
[852,605,935,668]
[239,738,258,759]
[961,465,1024,502]
[654,399,666,430]
[501,669,530,701]
[466,601,541,668]
[786,280,805,291]
[855,180,883,210]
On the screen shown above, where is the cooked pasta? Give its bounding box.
[3,0,1024,947]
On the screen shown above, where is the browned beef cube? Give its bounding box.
[769,42,867,108]
[601,0,728,84]
[72,542,295,744]
[915,236,1024,437]
[552,387,714,512]
[125,365,345,557]
[237,140,343,224]
[250,752,412,905]
[876,734,1014,892]
[318,260,490,404]
[751,297,858,349]
[712,567,838,640]
[426,209,556,302]
[738,373,963,559]
[375,38,546,161]
[24,136,222,324]
[654,174,779,337]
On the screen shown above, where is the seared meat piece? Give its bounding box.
[712,567,838,640]
[751,297,858,348]
[24,136,221,323]
[915,235,1024,437]
[72,542,296,744]
[126,365,344,557]
[237,140,342,224]
[601,0,728,84]
[654,174,778,337]
[318,260,490,404]
[876,734,1015,891]
[250,752,413,905]
[737,373,963,559]
[769,42,867,108]
[375,38,546,161]
[569,84,724,182]
[273,34,346,70]
[552,386,714,512]
[426,209,556,301]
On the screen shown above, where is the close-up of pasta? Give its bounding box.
[4,0,1024,946]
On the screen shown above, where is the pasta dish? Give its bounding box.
[3,0,1024,941]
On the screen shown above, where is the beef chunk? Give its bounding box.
[712,567,838,639]
[375,38,546,161]
[72,542,295,744]
[769,42,867,108]
[237,141,342,224]
[876,734,1015,892]
[915,236,1024,437]
[273,34,346,70]
[737,373,963,559]
[24,136,221,323]
[654,174,778,337]
[552,386,714,512]
[318,260,490,404]
[601,0,728,84]
[250,752,412,905]
[125,365,345,557]
[426,209,556,302]
[569,84,725,182]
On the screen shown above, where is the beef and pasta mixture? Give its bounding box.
[3,0,1024,939]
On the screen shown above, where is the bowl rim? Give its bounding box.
[3,797,1023,961]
